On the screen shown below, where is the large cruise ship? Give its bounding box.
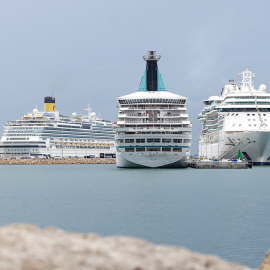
[0,97,115,158]
[114,51,192,168]
[198,67,270,165]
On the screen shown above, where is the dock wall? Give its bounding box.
[187,160,251,169]
[0,158,116,165]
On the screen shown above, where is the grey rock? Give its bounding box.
[0,224,252,270]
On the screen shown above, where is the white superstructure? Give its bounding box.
[114,51,192,168]
[0,97,115,158]
[198,67,270,165]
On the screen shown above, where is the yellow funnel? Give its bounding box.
[44,96,55,112]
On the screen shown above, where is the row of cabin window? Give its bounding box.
[227,113,267,116]
[232,124,268,127]
[125,147,182,152]
[117,139,191,143]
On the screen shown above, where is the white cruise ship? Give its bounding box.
[114,51,192,168]
[198,67,270,165]
[0,96,115,158]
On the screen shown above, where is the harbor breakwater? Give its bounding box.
[0,158,116,165]
[0,223,267,270]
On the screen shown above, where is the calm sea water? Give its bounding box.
[0,164,269,267]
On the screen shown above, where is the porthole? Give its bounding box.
[252,114,255,116]
[265,119,267,121]
[254,124,256,126]
[247,114,250,116]
[249,124,251,126]
[232,113,234,116]
[248,119,250,121]
[232,124,235,126]
[239,124,241,126]
[236,114,238,116]
[253,119,256,121]
[263,114,266,116]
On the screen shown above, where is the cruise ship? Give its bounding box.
[114,51,192,168]
[198,67,270,165]
[0,96,115,158]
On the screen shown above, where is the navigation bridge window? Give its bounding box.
[136,148,145,152]
[125,139,134,143]
[162,138,171,143]
[173,139,182,143]
[136,139,145,143]
[125,148,134,152]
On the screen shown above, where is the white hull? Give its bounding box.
[44,147,115,158]
[0,138,115,158]
[116,151,187,168]
[199,131,270,165]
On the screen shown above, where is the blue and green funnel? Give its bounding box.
[138,51,166,91]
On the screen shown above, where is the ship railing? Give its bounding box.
[122,106,184,110]
[125,114,149,117]
[124,120,185,124]
[128,128,180,131]
[161,114,182,117]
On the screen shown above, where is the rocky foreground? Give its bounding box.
[0,224,268,270]
[0,158,116,165]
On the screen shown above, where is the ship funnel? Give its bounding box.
[143,51,161,62]
[139,51,164,91]
[44,96,55,112]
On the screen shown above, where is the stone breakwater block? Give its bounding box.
[0,224,252,270]
[258,250,270,270]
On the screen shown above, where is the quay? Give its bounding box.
[187,159,252,169]
[0,158,116,165]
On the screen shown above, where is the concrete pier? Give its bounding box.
[187,159,252,169]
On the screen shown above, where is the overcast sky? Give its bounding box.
[1,0,270,154]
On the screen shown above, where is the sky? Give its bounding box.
[1,0,270,154]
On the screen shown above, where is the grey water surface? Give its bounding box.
[0,164,269,268]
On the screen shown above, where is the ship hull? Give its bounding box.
[0,141,115,158]
[199,131,270,165]
[116,151,188,168]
